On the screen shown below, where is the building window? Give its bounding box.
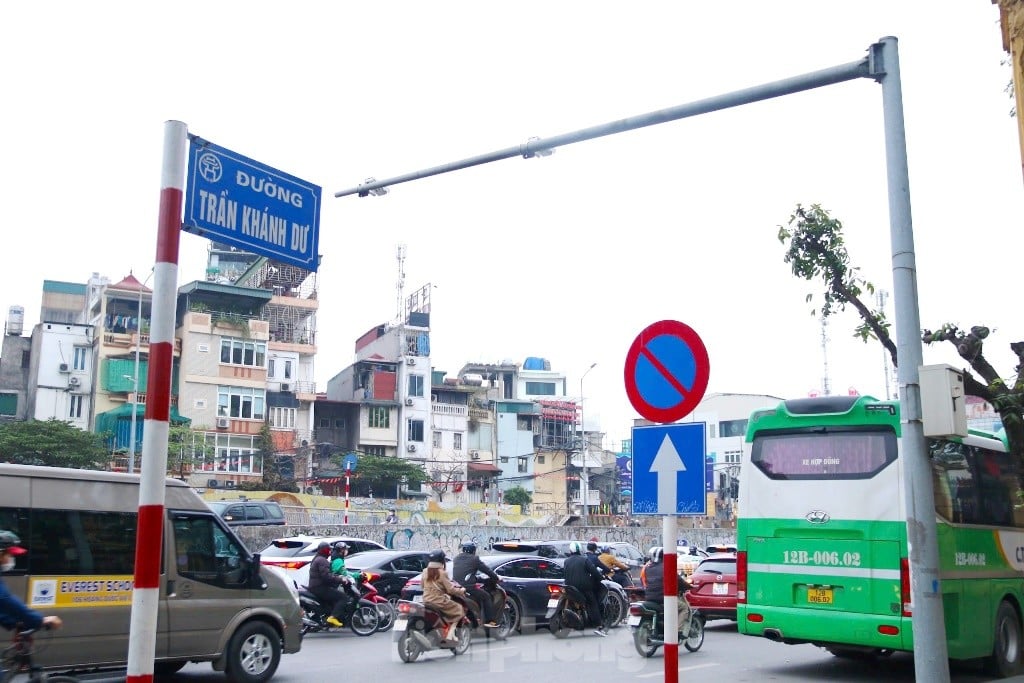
[368,406,390,429]
[334,418,345,429]
[432,431,442,448]
[69,395,83,419]
[73,347,88,371]
[219,339,267,368]
[453,433,463,451]
[217,386,266,420]
[364,446,386,457]
[500,456,509,463]
[719,419,748,438]
[525,382,557,396]
[21,351,29,369]
[269,407,296,429]
[709,423,718,439]
[0,393,15,416]
[724,450,741,464]
[284,360,292,379]
[268,359,276,376]
[319,417,330,428]
[517,457,528,473]
[408,419,424,442]
[408,374,424,398]
[537,454,545,464]
[193,432,263,474]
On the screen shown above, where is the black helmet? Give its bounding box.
[461,542,477,554]
[586,541,598,552]
[428,549,446,564]
[333,541,349,553]
[316,541,331,556]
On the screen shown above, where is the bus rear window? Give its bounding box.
[751,429,897,479]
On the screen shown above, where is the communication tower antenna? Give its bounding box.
[877,289,892,399]
[395,243,407,323]
[820,314,831,396]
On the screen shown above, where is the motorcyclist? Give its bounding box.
[598,545,632,586]
[330,541,360,581]
[642,546,692,634]
[452,542,500,627]
[421,549,466,642]
[584,541,611,608]
[308,540,353,628]
[0,531,62,632]
[563,541,608,637]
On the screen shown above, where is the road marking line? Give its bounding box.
[636,662,719,678]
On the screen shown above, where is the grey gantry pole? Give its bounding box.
[873,36,949,683]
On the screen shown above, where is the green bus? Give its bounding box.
[736,394,1023,677]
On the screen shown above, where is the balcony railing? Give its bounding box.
[432,403,468,417]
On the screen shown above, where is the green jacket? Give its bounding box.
[331,556,360,580]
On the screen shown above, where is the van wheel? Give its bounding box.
[985,601,1022,677]
[225,621,281,683]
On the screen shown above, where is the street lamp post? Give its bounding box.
[580,362,597,525]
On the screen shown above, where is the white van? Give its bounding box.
[0,464,302,682]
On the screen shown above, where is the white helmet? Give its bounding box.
[648,546,664,563]
[568,541,583,555]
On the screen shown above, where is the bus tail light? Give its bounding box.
[736,550,747,603]
[899,557,912,617]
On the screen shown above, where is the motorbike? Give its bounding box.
[461,576,513,640]
[628,599,705,657]
[394,593,475,662]
[545,583,619,638]
[355,572,397,632]
[298,580,381,637]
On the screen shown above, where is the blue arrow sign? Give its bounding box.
[631,423,706,515]
[184,137,321,271]
[342,453,358,472]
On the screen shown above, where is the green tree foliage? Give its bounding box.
[0,419,109,469]
[502,486,532,509]
[779,203,1024,461]
[166,424,209,478]
[252,423,299,493]
[334,452,426,497]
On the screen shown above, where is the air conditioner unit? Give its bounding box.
[280,383,291,392]
[407,357,416,366]
[407,444,417,453]
[216,417,230,429]
[207,479,220,488]
[405,398,414,406]
[58,363,70,373]
[471,451,480,460]
[68,376,81,387]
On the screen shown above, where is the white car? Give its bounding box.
[677,546,709,576]
[258,534,385,588]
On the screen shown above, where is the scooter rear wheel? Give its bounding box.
[550,611,572,639]
[397,631,421,663]
[349,604,380,636]
[634,622,659,658]
[375,601,397,632]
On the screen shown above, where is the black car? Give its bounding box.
[342,549,433,603]
[400,554,625,633]
[207,499,286,526]
[488,540,579,558]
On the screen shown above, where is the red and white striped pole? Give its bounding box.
[663,515,679,683]
[126,120,186,683]
[343,463,351,525]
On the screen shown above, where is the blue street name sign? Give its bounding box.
[631,423,706,515]
[184,137,321,271]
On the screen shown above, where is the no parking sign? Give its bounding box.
[623,320,710,423]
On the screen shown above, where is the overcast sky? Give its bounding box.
[3,2,1020,449]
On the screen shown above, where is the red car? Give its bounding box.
[685,553,737,621]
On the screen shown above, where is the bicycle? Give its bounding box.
[1,627,78,683]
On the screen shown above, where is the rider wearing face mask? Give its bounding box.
[0,531,62,632]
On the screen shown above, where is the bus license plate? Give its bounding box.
[713,583,728,595]
[807,588,834,604]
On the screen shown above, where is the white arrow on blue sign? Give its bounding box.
[631,423,706,515]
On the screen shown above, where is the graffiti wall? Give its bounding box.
[235,523,735,557]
